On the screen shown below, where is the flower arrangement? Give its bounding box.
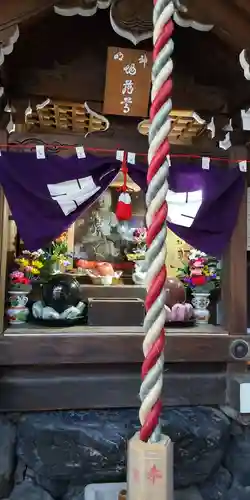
[177,249,220,293]
[10,232,71,287]
[47,232,71,273]
[9,249,45,290]
[126,227,147,261]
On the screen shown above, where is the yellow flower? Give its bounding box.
[32,260,43,269]
[15,258,30,269]
[203,266,210,276]
[31,267,40,275]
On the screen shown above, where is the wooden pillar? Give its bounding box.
[0,130,9,334]
[222,177,247,334]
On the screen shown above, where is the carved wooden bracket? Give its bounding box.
[53,0,214,44]
[110,0,152,44]
[239,49,250,80]
[54,0,112,16]
[174,1,213,31]
[0,25,19,67]
[24,99,110,136]
[137,111,207,146]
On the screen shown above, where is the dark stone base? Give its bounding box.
[0,407,249,499]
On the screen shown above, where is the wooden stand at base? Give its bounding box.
[126,432,173,500]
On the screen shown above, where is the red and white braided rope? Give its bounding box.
[139,0,174,443]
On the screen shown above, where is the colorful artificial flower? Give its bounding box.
[55,232,67,243]
[190,275,207,286]
[10,271,24,280]
[177,248,220,292]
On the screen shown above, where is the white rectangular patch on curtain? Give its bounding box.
[167,189,203,228]
[47,176,100,216]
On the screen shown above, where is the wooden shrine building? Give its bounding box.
[0,0,249,413]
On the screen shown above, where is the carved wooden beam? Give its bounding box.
[7,129,233,162]
[7,72,226,115]
[233,0,250,17]
[183,0,250,50]
[0,1,53,31]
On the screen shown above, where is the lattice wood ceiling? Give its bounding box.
[138,111,207,145]
[25,101,109,136]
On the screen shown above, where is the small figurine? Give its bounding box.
[132,261,147,285]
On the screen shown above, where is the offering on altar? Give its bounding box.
[76,260,122,285]
[165,302,194,322]
[125,227,147,262]
[165,277,186,308]
[32,274,85,323]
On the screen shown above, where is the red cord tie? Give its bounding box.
[115,153,132,221]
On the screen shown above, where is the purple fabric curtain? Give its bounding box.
[0,152,244,256]
[0,152,120,250]
[128,160,244,257]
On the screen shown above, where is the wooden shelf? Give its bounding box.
[0,325,245,366]
[4,324,227,336]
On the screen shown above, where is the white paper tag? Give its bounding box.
[223,118,233,132]
[36,145,45,159]
[207,117,215,139]
[116,150,124,161]
[75,146,86,159]
[241,109,250,131]
[127,152,136,164]
[219,132,231,150]
[201,156,210,170]
[166,154,171,166]
[239,160,247,172]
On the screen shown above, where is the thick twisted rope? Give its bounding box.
[139,0,174,443]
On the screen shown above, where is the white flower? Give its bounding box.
[189,249,207,260]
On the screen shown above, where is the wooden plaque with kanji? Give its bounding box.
[103,47,152,117]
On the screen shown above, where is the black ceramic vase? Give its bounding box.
[42,274,81,314]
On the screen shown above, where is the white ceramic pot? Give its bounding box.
[6,307,29,325]
[191,292,210,324]
[7,290,29,325]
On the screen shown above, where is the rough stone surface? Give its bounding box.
[0,407,247,499]
[16,407,230,490]
[199,467,232,500]
[224,422,250,487]
[220,406,250,426]
[226,481,250,500]
[175,487,203,500]
[9,481,54,500]
[64,486,203,500]
[0,418,16,498]
[63,486,84,500]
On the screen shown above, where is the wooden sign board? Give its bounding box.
[103,47,152,118]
